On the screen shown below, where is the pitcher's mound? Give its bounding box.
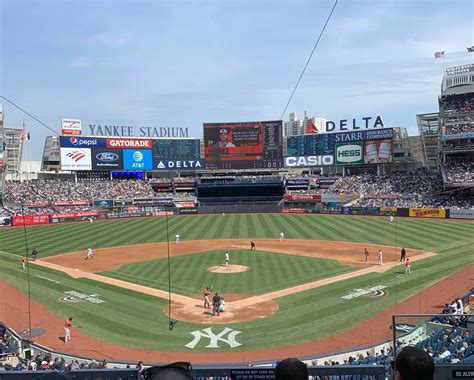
[208,265,249,273]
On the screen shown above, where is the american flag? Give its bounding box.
[434,51,445,59]
[20,122,30,142]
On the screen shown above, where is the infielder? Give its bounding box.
[280,232,284,241]
[224,251,230,267]
[250,241,256,251]
[405,258,411,274]
[175,234,180,244]
[377,249,383,265]
[85,247,93,260]
[364,248,369,262]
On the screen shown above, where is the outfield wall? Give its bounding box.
[3,205,474,227]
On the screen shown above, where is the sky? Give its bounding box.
[1,0,473,159]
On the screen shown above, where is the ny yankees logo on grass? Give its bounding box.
[185,327,242,349]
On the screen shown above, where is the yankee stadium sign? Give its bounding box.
[89,124,189,138]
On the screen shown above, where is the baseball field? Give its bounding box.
[0,213,472,363]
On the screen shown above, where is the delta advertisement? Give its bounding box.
[409,208,446,218]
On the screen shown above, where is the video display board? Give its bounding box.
[363,139,393,164]
[286,134,335,156]
[204,120,283,170]
[284,128,393,167]
[152,139,200,160]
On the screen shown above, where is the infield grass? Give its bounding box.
[0,214,472,352]
[99,250,357,296]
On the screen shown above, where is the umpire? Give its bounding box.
[212,293,222,316]
[31,249,38,261]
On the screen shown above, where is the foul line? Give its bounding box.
[0,250,20,258]
[34,275,61,284]
[32,251,436,309]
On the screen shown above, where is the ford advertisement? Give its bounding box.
[91,148,123,170]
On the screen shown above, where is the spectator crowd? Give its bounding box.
[444,158,473,185]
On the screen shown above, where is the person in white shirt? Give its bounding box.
[175,234,180,244]
[280,232,284,241]
[377,250,383,265]
[389,215,394,223]
[218,297,226,313]
[224,251,230,267]
[85,248,93,260]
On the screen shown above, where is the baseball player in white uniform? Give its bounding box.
[85,248,93,260]
[175,234,180,244]
[224,251,230,267]
[389,215,394,223]
[377,249,383,265]
[280,232,284,241]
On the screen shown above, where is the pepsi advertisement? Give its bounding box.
[123,149,153,170]
[60,136,107,148]
[91,148,123,170]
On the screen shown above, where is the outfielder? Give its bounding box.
[175,234,180,244]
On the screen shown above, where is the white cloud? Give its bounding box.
[81,33,130,48]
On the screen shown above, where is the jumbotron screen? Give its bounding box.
[203,120,283,170]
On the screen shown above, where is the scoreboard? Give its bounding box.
[152,139,201,160]
[286,134,335,156]
[203,120,283,170]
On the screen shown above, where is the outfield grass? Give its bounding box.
[0,214,472,352]
[99,250,357,296]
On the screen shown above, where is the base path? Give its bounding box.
[1,264,472,364]
[33,239,435,324]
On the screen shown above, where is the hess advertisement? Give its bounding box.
[203,121,283,170]
[363,139,392,164]
[335,142,363,165]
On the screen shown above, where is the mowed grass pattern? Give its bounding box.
[0,214,472,352]
[99,250,356,296]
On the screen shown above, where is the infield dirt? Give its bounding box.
[34,239,435,324]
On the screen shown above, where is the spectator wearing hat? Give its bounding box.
[213,128,235,148]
